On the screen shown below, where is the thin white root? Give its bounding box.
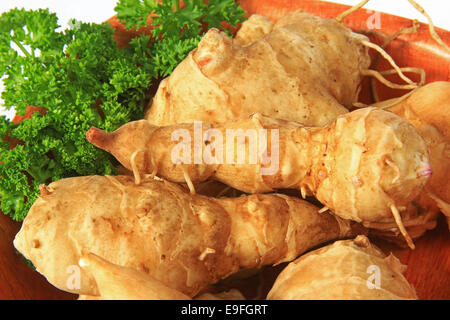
[383,20,421,46]
[130,148,158,185]
[149,159,158,178]
[318,206,329,214]
[371,19,420,49]
[361,70,418,90]
[335,0,369,23]
[300,186,307,199]
[390,204,415,250]
[363,206,436,230]
[143,174,163,181]
[198,248,215,261]
[181,165,196,195]
[367,68,425,109]
[385,158,401,184]
[407,0,450,52]
[130,148,148,185]
[368,20,421,102]
[380,67,426,86]
[361,40,416,85]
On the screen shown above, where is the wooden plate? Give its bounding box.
[0,0,448,300]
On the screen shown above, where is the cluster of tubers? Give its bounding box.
[75,235,416,300]
[14,8,449,300]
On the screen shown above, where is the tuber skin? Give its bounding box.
[362,81,450,241]
[14,175,360,297]
[233,14,274,47]
[77,253,246,300]
[78,253,245,300]
[145,10,370,127]
[379,82,450,223]
[267,235,418,300]
[87,107,430,229]
[78,253,191,300]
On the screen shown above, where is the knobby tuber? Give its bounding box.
[382,82,450,218]
[77,253,246,300]
[145,10,371,127]
[14,175,360,297]
[365,82,450,239]
[78,253,191,300]
[87,107,429,247]
[267,235,417,300]
[233,14,274,47]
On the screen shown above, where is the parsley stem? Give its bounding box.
[12,39,32,59]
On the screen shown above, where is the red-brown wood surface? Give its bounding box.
[0,0,448,300]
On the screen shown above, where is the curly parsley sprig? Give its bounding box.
[0,8,156,220]
[115,0,246,76]
[0,2,246,221]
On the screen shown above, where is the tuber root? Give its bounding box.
[233,14,274,47]
[267,235,418,300]
[87,108,429,246]
[14,175,361,297]
[374,82,450,233]
[145,10,371,127]
[77,253,246,300]
[78,253,191,300]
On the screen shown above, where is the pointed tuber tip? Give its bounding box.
[86,126,107,149]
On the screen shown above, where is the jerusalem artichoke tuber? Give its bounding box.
[14,175,360,297]
[362,81,450,240]
[233,14,274,47]
[381,82,450,219]
[77,253,246,300]
[87,107,429,247]
[267,235,417,300]
[78,253,191,300]
[145,10,370,127]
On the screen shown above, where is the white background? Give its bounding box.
[1,0,449,118]
[0,0,448,30]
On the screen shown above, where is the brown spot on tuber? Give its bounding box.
[32,239,40,249]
